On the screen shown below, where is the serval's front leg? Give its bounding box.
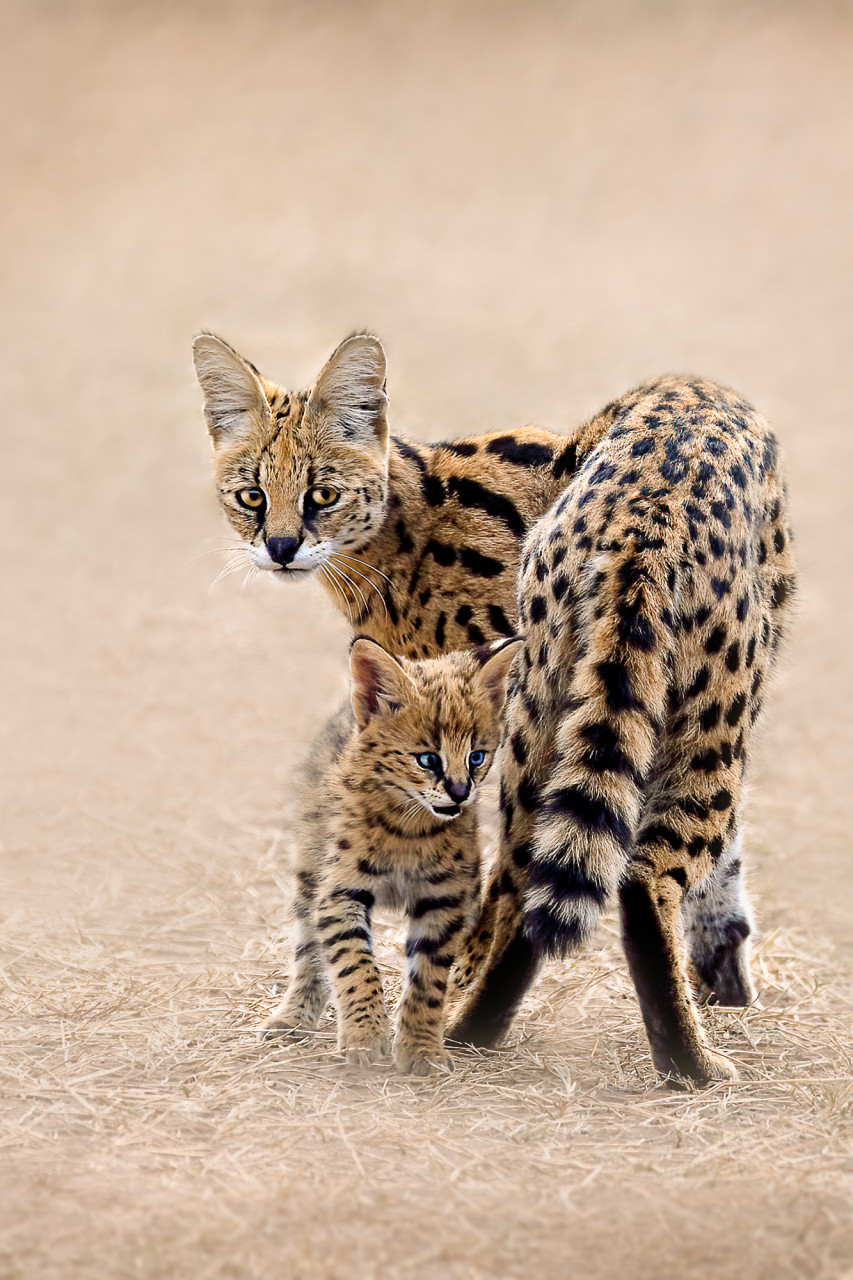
[319,885,391,1064]
[395,889,475,1076]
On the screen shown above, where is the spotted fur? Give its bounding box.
[193,337,795,1085]
[192,332,574,655]
[263,636,521,1075]
[447,377,796,1085]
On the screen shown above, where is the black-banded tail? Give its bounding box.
[522,546,675,956]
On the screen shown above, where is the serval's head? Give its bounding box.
[192,333,390,580]
[348,637,523,822]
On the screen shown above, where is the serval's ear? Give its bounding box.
[192,333,270,446]
[308,334,388,452]
[350,637,413,727]
[474,637,524,711]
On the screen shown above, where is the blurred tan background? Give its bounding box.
[1,2,852,1277]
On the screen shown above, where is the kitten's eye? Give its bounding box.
[236,488,266,511]
[415,752,440,772]
[468,750,487,768]
[308,485,340,508]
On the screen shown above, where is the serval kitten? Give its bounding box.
[264,636,521,1075]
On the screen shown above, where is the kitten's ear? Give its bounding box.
[474,637,524,711]
[308,334,388,452]
[192,333,270,446]
[350,637,413,727]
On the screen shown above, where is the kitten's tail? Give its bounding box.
[523,545,675,955]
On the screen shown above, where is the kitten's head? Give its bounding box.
[192,333,390,575]
[349,636,523,822]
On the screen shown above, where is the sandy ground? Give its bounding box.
[1,2,852,1276]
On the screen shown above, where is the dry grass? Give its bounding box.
[1,818,851,1279]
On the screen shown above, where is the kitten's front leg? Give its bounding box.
[318,885,391,1064]
[395,891,473,1076]
[264,867,330,1034]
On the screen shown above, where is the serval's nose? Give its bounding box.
[266,536,302,567]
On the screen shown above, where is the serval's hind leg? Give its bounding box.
[682,832,755,1007]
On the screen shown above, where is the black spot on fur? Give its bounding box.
[486,436,554,467]
[552,443,578,480]
[459,547,504,578]
[447,476,525,536]
[705,625,727,654]
[425,539,456,567]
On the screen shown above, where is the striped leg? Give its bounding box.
[319,886,391,1063]
[265,868,330,1032]
[395,890,476,1075]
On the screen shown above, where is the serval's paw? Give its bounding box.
[657,1046,739,1089]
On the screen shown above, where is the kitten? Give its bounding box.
[265,635,521,1075]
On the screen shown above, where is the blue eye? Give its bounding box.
[415,752,440,771]
[468,750,487,768]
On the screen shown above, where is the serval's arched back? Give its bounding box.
[448,376,796,1085]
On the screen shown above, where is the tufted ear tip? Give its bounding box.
[350,638,412,727]
[309,333,388,449]
[191,332,268,445]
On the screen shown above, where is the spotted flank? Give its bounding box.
[448,376,796,1085]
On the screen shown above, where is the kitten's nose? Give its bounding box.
[266,536,302,567]
[444,779,471,804]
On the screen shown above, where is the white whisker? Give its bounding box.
[208,556,249,591]
[327,560,370,623]
[331,555,389,620]
[335,552,394,587]
[239,565,259,598]
[321,565,354,626]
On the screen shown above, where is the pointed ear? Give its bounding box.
[474,637,524,711]
[350,638,413,727]
[192,333,270,446]
[308,334,388,451]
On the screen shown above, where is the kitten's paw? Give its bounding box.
[339,1026,391,1067]
[394,1043,454,1077]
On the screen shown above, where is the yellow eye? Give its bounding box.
[308,485,340,508]
[236,488,265,510]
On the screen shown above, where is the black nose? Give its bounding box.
[267,536,302,567]
[444,779,471,804]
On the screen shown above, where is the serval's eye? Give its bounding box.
[468,750,487,768]
[236,488,266,511]
[308,485,340,509]
[415,752,440,772]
